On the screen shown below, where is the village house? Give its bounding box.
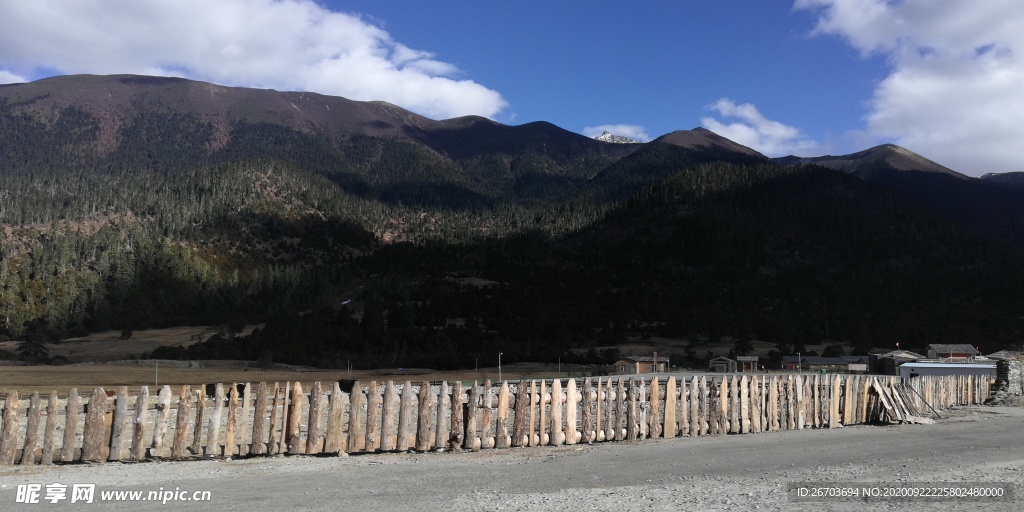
[708,356,736,373]
[614,354,669,374]
[925,344,980,360]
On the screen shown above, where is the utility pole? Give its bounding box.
[498,352,503,383]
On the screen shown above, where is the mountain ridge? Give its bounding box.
[2,73,1023,362]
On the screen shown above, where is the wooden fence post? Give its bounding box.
[251,382,269,455]
[40,391,60,465]
[108,387,129,461]
[539,380,549,445]
[171,386,191,459]
[286,382,305,454]
[449,381,464,451]
[324,382,349,455]
[307,382,324,455]
[398,381,416,451]
[20,392,42,465]
[152,385,172,457]
[130,386,149,461]
[381,381,399,451]
[239,383,252,457]
[417,381,437,451]
[565,379,580,445]
[512,380,529,447]
[0,390,21,465]
[465,382,481,451]
[224,384,239,458]
[206,384,224,458]
[61,389,80,462]
[348,381,366,453]
[496,381,511,449]
[81,388,109,462]
[750,376,761,434]
[366,380,381,452]
[435,381,451,451]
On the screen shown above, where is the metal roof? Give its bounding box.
[926,344,980,354]
[900,362,995,369]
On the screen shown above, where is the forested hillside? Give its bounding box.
[2,75,1023,369]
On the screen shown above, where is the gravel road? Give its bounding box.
[2,406,1021,511]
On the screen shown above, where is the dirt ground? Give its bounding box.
[0,361,575,396]
[0,405,1020,511]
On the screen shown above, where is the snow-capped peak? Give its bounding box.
[594,131,640,144]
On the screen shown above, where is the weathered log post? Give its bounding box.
[448,381,464,451]
[417,381,436,452]
[0,390,21,465]
[639,379,650,440]
[843,375,854,425]
[512,380,529,447]
[785,376,795,430]
[152,385,172,457]
[729,375,740,434]
[582,377,596,444]
[649,377,662,439]
[348,381,366,453]
[108,386,130,461]
[82,388,109,462]
[528,380,539,446]
[689,377,700,437]
[20,392,43,465]
[603,378,615,442]
[830,374,842,428]
[614,378,626,441]
[238,383,252,457]
[549,379,565,446]
[740,375,750,434]
[286,382,305,454]
[465,381,481,451]
[169,385,192,460]
[801,376,811,429]
[61,389,80,462]
[708,378,721,436]
[130,386,150,461]
[206,384,224,458]
[251,382,269,455]
[365,380,382,452]
[224,384,239,458]
[750,376,761,434]
[435,381,451,451]
[678,378,689,436]
[324,382,349,455]
[306,382,324,455]
[626,378,638,441]
[381,381,399,452]
[495,381,512,448]
[539,380,549,445]
[481,380,495,449]
[565,379,580,445]
[191,386,206,456]
[40,391,60,465]
[267,384,282,454]
[397,381,416,451]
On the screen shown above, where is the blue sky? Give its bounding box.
[2,1,1023,176]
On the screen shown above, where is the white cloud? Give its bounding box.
[796,0,1024,175]
[582,124,651,142]
[700,99,818,156]
[0,0,507,120]
[0,69,27,84]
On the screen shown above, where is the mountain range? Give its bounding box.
[1,74,1022,368]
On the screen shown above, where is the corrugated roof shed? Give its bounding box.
[927,344,979,355]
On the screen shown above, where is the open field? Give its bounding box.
[0,361,577,396]
[0,405,1020,511]
[0,325,262,364]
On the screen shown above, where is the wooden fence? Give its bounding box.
[0,373,992,466]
